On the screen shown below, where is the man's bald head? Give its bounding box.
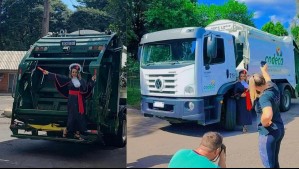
[200,132,223,152]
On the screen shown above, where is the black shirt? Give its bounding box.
[254,81,284,135]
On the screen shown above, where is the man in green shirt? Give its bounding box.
[168,132,226,168]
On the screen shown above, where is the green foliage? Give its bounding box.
[291,25,299,45]
[124,54,140,74]
[145,0,205,32]
[0,0,44,50]
[50,0,72,33]
[261,21,288,36]
[145,0,255,32]
[0,0,119,51]
[127,87,141,108]
[220,0,254,26]
[106,0,126,44]
[77,0,108,9]
[0,0,71,50]
[66,8,109,32]
[126,0,149,60]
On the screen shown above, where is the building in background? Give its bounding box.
[0,51,26,93]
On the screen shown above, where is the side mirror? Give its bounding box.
[207,34,217,59]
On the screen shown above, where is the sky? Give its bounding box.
[61,0,297,30]
[61,0,79,11]
[198,0,297,29]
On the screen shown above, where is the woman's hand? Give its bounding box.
[37,67,48,75]
[92,74,96,81]
[260,63,268,73]
[241,93,246,97]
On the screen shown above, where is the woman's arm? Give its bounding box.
[260,63,271,82]
[261,106,273,127]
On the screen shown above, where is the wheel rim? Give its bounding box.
[122,119,127,142]
[283,92,290,108]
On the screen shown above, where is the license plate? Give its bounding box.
[153,101,164,108]
[61,41,76,46]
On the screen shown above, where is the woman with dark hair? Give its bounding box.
[234,69,252,133]
[38,63,96,140]
[248,63,285,168]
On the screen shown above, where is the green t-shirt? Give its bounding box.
[168,149,219,168]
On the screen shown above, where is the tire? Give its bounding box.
[223,98,236,130]
[280,88,291,112]
[114,110,127,147]
[104,108,127,147]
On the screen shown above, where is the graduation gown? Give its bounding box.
[48,73,95,133]
[234,81,253,126]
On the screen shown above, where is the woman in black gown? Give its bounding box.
[39,63,96,140]
[234,70,252,133]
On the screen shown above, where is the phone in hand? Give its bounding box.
[261,61,267,67]
[221,144,226,154]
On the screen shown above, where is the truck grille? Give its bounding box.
[146,74,177,94]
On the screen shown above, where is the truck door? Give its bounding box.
[200,33,236,96]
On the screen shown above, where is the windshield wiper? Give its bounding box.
[145,62,155,66]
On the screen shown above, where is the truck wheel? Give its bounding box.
[223,98,236,130]
[280,88,291,112]
[114,110,127,147]
[104,109,127,147]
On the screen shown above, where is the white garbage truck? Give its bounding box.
[138,19,299,130]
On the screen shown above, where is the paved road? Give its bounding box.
[127,99,299,168]
[0,95,126,168]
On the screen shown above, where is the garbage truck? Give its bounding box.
[10,30,126,147]
[139,19,299,130]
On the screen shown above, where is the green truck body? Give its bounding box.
[10,30,126,147]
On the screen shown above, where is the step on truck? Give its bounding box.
[139,19,299,130]
[10,30,126,147]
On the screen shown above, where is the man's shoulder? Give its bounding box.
[169,149,219,168]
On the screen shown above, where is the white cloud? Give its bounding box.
[236,0,294,6]
[270,15,287,24]
[253,11,262,19]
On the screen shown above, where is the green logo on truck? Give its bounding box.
[265,47,283,66]
[203,80,216,91]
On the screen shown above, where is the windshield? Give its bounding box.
[141,38,196,66]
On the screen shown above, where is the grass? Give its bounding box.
[127,87,141,109]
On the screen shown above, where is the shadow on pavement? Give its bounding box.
[127,155,172,168]
[128,109,168,138]
[0,139,126,168]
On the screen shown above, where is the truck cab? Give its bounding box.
[139,27,237,128]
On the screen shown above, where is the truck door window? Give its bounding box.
[204,37,225,65]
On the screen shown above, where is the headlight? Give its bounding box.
[188,102,195,111]
[184,85,194,95]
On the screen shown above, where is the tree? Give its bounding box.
[66,8,109,32]
[127,0,150,60]
[0,0,71,50]
[291,24,299,45]
[0,0,44,50]
[105,0,126,44]
[145,0,205,32]
[144,0,255,33]
[220,0,254,27]
[77,0,108,9]
[50,0,72,33]
[261,21,288,36]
